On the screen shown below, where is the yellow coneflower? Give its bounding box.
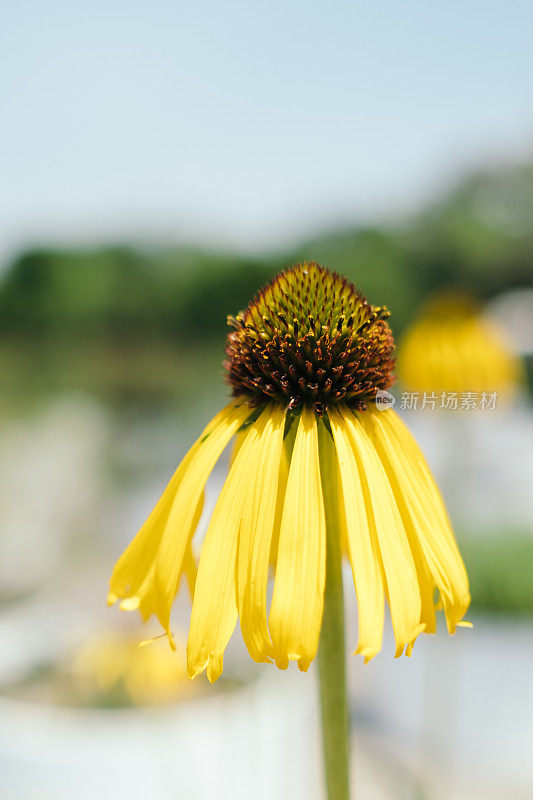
[109,263,470,689]
[397,293,522,398]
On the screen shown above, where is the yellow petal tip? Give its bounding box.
[207,655,223,683]
[119,596,141,611]
[395,623,425,658]
[353,645,378,663]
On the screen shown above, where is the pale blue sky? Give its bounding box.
[1,0,532,258]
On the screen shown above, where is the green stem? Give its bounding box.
[318,420,351,800]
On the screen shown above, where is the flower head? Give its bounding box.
[109,263,470,682]
[397,292,523,398]
[225,262,395,413]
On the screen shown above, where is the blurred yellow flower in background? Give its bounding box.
[108,264,470,683]
[397,293,523,398]
[73,633,191,706]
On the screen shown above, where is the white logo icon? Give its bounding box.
[375,390,395,411]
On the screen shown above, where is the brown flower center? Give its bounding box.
[224,262,395,413]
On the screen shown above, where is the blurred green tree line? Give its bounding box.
[0,248,271,343]
[0,159,531,410]
[1,159,532,345]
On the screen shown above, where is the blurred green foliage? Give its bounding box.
[1,160,532,345]
[460,532,533,616]
[296,162,533,329]
[0,158,531,409]
[0,246,273,343]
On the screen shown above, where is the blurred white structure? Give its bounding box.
[487,288,533,357]
[401,406,533,532]
[348,614,533,800]
[0,396,110,597]
[0,658,320,800]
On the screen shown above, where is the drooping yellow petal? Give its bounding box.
[372,409,470,631]
[237,405,286,663]
[181,537,198,602]
[230,427,247,465]
[109,402,249,645]
[360,410,437,634]
[108,405,233,610]
[329,409,385,661]
[108,461,190,607]
[120,498,202,650]
[269,416,296,567]
[148,400,250,636]
[342,409,423,657]
[269,407,326,672]
[336,456,349,558]
[187,418,263,682]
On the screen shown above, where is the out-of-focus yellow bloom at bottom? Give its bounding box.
[73,633,191,705]
[397,294,523,397]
